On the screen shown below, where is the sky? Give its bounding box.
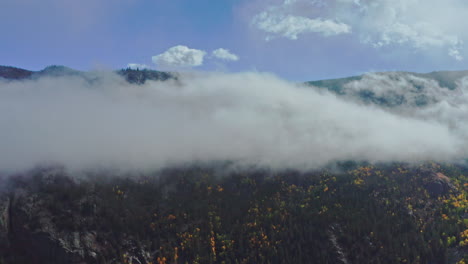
[2,0,468,81]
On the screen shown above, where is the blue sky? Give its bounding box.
[1,0,468,81]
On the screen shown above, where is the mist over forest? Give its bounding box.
[1,66,467,174]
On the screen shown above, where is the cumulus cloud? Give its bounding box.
[449,48,463,61]
[127,63,149,70]
[212,48,239,61]
[351,0,465,58]
[0,71,467,173]
[152,45,206,69]
[252,7,351,40]
[252,0,468,60]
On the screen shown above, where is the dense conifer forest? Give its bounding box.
[2,162,468,263]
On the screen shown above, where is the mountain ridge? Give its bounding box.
[307,70,468,92]
[3,65,468,88]
[0,65,174,84]
[2,65,467,109]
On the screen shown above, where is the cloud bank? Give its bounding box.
[0,71,467,173]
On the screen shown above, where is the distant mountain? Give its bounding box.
[307,70,468,107]
[0,65,174,84]
[308,70,468,91]
[3,66,468,106]
[0,66,33,80]
[420,70,468,90]
[37,65,83,77]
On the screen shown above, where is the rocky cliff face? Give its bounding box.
[425,172,455,197]
[0,170,153,264]
[0,194,10,258]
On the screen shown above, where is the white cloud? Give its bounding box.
[212,48,239,61]
[152,45,206,68]
[252,0,468,60]
[351,0,465,59]
[0,72,467,172]
[449,48,463,61]
[127,63,149,70]
[253,10,351,40]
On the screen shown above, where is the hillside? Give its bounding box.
[307,71,468,108]
[308,71,468,92]
[1,162,468,264]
